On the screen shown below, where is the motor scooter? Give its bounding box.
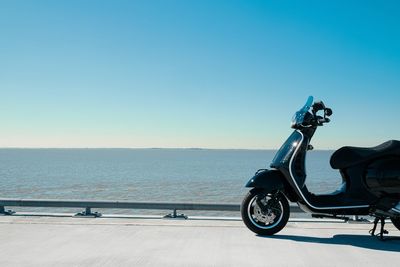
[241,96,400,239]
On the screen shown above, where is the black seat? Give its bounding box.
[330,140,400,169]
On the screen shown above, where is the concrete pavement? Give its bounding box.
[0,215,399,266]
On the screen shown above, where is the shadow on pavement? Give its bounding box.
[260,234,400,252]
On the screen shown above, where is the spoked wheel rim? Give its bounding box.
[247,194,284,230]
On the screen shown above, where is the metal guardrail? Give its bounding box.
[0,198,303,218]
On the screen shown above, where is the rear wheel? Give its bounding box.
[241,190,290,235]
[390,217,400,231]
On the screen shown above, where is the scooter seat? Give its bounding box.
[330,140,400,169]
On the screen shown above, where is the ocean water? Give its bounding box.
[0,149,341,215]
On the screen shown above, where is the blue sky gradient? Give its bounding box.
[1,0,399,149]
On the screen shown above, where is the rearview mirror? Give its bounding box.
[325,108,332,116]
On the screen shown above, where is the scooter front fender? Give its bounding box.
[245,169,285,191]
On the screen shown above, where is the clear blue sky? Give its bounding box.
[1,0,399,149]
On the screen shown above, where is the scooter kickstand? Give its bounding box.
[369,217,379,236]
[379,218,389,240]
[369,217,388,240]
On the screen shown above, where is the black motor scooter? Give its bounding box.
[241,96,400,239]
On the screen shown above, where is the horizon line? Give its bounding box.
[0,147,335,151]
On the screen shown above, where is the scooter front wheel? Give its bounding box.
[241,189,289,235]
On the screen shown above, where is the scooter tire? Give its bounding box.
[241,189,290,236]
[390,217,400,231]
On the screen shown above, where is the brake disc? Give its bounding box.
[253,203,277,224]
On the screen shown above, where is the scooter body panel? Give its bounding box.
[245,169,284,191]
[268,129,395,215]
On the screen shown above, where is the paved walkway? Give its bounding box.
[0,215,399,266]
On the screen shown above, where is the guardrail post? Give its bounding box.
[349,215,368,222]
[0,206,15,215]
[164,209,188,219]
[75,207,102,217]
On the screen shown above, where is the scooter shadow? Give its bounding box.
[259,233,400,252]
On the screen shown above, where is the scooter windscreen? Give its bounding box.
[291,96,313,128]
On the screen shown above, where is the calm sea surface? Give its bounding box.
[0,149,341,215]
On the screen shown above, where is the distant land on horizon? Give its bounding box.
[0,147,335,151]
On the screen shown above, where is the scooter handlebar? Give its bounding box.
[312,101,326,112]
[312,101,332,126]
